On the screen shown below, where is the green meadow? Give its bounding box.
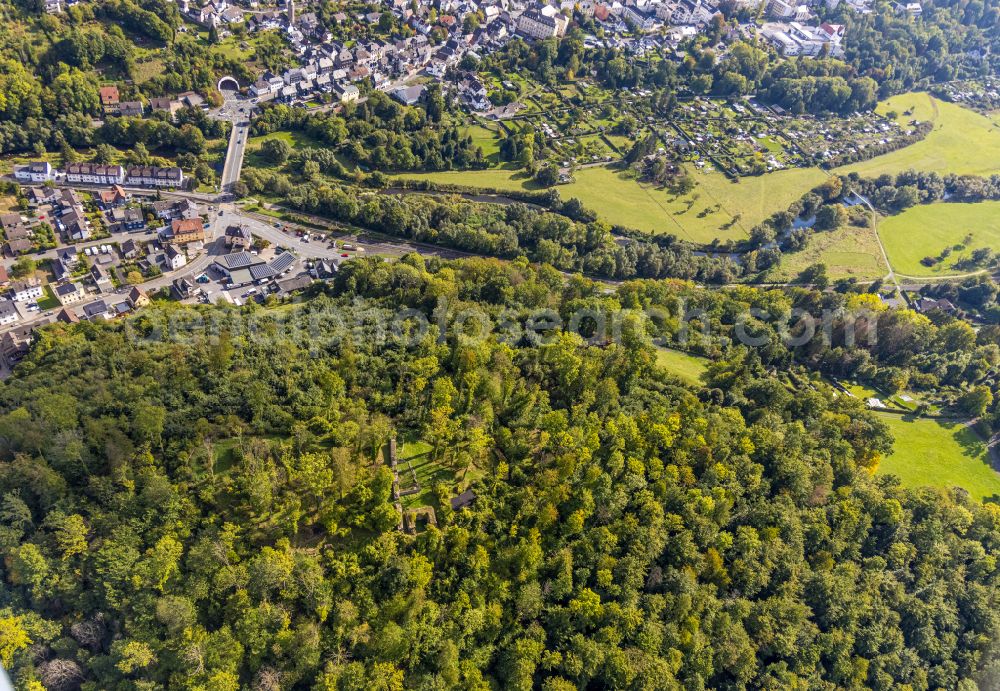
[655,347,709,385]
[394,164,827,244]
[878,201,1000,277]
[876,413,1000,502]
[772,220,887,282]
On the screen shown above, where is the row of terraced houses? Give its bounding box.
[12,161,185,189]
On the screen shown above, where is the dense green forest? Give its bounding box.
[2,258,1000,689]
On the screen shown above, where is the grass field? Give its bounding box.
[558,165,828,243]
[393,165,538,191]
[245,131,323,169]
[878,201,1000,277]
[131,56,166,85]
[771,220,887,281]
[655,347,708,384]
[394,164,826,244]
[876,413,1000,501]
[563,166,749,242]
[838,93,1000,178]
[37,285,60,311]
[463,124,502,161]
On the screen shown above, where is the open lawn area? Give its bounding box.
[876,413,1000,501]
[878,201,1000,277]
[655,347,708,385]
[561,166,747,243]
[393,165,538,192]
[246,130,324,169]
[463,124,502,161]
[771,221,887,281]
[37,285,60,311]
[395,163,826,244]
[838,93,1000,178]
[563,165,827,244]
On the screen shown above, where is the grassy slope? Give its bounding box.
[655,347,708,384]
[876,413,1000,502]
[771,219,888,282]
[878,201,1000,277]
[463,124,502,161]
[838,93,1000,178]
[245,131,325,169]
[394,164,826,244]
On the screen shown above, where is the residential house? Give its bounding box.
[150,199,200,221]
[99,85,121,115]
[150,96,183,118]
[275,273,313,295]
[0,325,41,365]
[0,300,20,327]
[65,163,125,186]
[10,278,42,302]
[90,264,113,292]
[916,297,956,314]
[164,243,187,271]
[111,207,146,233]
[121,238,140,260]
[127,286,151,309]
[119,101,144,117]
[336,47,355,69]
[171,218,205,245]
[177,92,204,109]
[347,65,371,81]
[171,275,197,299]
[98,185,129,208]
[81,300,111,321]
[333,83,360,103]
[450,489,477,510]
[225,224,253,249]
[56,307,79,324]
[57,188,83,208]
[27,187,59,206]
[13,161,55,183]
[310,258,339,279]
[5,239,30,258]
[126,166,185,188]
[57,207,90,241]
[516,9,568,39]
[54,282,86,305]
[250,79,274,98]
[5,227,31,247]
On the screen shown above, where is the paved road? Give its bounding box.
[220,118,250,195]
[211,88,255,197]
